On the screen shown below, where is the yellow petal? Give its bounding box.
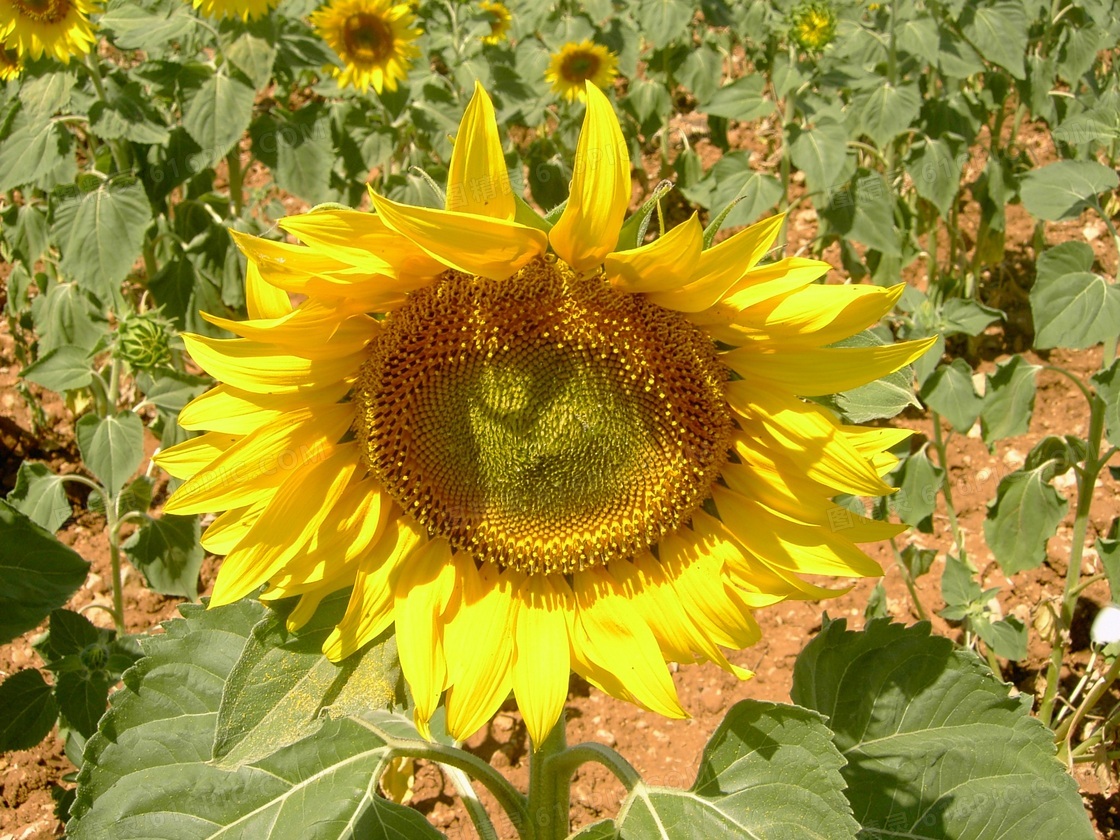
[179,381,351,435]
[245,260,292,320]
[712,485,886,578]
[181,333,362,395]
[549,83,630,272]
[323,516,425,661]
[200,501,267,554]
[163,403,353,515]
[511,574,571,746]
[393,538,458,739]
[200,301,377,359]
[736,283,905,345]
[726,386,893,496]
[659,530,761,650]
[723,337,936,396]
[571,567,686,719]
[445,82,515,221]
[209,444,359,606]
[278,209,445,279]
[604,213,702,293]
[369,191,546,281]
[443,563,517,741]
[153,432,240,479]
[646,214,785,311]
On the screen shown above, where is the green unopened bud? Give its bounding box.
[115,313,172,371]
[80,642,109,671]
[790,2,838,51]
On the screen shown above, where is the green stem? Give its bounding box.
[1056,654,1120,763]
[889,536,929,621]
[527,715,569,840]
[226,148,244,217]
[929,413,966,563]
[83,55,130,173]
[441,763,499,840]
[550,742,642,791]
[1040,394,1107,726]
[107,355,121,410]
[142,236,159,283]
[384,740,529,833]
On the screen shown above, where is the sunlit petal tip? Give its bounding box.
[370,190,546,280]
[549,82,630,271]
[446,82,515,220]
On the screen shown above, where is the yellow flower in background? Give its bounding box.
[0,0,97,64]
[155,82,932,746]
[0,46,23,80]
[790,1,838,51]
[546,39,617,102]
[188,0,277,21]
[478,0,510,44]
[311,0,421,94]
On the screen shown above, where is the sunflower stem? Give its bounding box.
[527,713,569,840]
[82,54,131,174]
[441,763,500,840]
[549,742,642,791]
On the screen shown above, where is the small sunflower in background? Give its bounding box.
[311,0,421,95]
[478,0,510,44]
[187,0,277,21]
[0,0,97,64]
[156,82,932,746]
[790,0,838,51]
[546,39,617,102]
[0,46,22,80]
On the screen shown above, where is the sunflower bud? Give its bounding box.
[115,313,173,371]
[790,1,838,52]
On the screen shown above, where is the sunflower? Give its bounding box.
[187,0,277,22]
[0,46,22,80]
[0,0,96,64]
[478,0,510,44]
[790,1,838,51]
[310,0,421,95]
[156,82,932,746]
[545,39,617,103]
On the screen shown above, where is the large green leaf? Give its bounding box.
[182,67,257,169]
[6,461,72,532]
[0,110,74,193]
[855,82,921,149]
[75,411,145,498]
[588,701,858,839]
[979,354,1038,447]
[960,1,1028,79]
[0,500,90,645]
[792,620,1094,839]
[100,0,197,52]
[830,332,921,423]
[213,592,401,768]
[1019,160,1119,221]
[699,75,774,122]
[906,136,962,218]
[0,669,59,751]
[69,600,442,839]
[52,177,153,302]
[920,359,982,433]
[639,0,693,49]
[120,514,204,599]
[19,345,95,393]
[789,120,850,198]
[886,451,943,533]
[983,464,1068,574]
[1091,360,1120,448]
[1030,271,1120,350]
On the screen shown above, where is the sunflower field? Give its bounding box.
[2,0,1120,836]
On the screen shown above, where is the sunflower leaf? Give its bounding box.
[792,619,1094,839]
[6,461,72,532]
[0,501,90,645]
[983,464,1068,575]
[598,701,858,839]
[212,590,403,769]
[69,599,440,839]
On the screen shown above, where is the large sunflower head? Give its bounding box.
[478,0,510,44]
[310,0,421,95]
[0,0,97,64]
[545,39,617,103]
[187,0,277,22]
[156,82,932,746]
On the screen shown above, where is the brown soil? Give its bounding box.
[3,116,1119,838]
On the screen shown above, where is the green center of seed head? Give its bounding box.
[356,260,733,574]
